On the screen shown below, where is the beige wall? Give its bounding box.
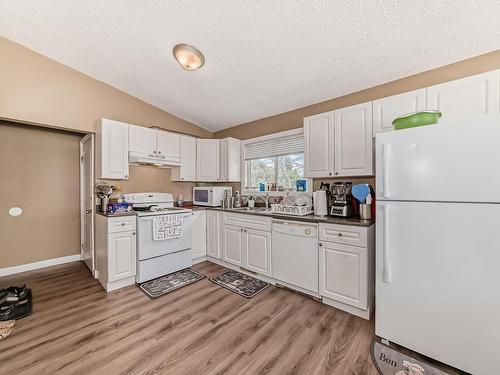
[0,37,215,269]
[0,36,211,138]
[98,166,195,200]
[0,122,81,268]
[215,50,500,140]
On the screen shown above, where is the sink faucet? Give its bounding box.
[256,193,270,208]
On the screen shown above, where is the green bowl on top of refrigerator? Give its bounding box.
[392,110,442,130]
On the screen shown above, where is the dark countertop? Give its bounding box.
[96,211,137,218]
[191,206,374,227]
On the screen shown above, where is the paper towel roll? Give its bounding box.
[313,191,328,216]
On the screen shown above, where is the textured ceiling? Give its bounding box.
[1,1,499,131]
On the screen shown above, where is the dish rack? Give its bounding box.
[271,204,314,216]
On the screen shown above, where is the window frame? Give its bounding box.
[241,128,311,196]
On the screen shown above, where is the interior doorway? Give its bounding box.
[80,134,95,275]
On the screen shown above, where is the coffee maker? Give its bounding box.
[330,182,354,217]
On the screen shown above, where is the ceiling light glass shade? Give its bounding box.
[173,44,205,70]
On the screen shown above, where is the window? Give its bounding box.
[243,130,307,193]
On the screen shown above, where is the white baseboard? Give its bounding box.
[0,254,82,277]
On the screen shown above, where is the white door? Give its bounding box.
[304,111,334,177]
[319,241,367,309]
[376,201,500,375]
[191,211,207,259]
[172,135,196,181]
[376,121,500,202]
[197,139,220,181]
[80,135,94,274]
[222,225,243,266]
[98,119,129,179]
[156,130,180,162]
[128,124,156,156]
[108,231,136,282]
[372,89,426,135]
[206,211,220,258]
[243,229,270,276]
[427,70,500,124]
[334,102,373,176]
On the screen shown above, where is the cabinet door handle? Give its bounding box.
[121,223,126,226]
[335,172,338,176]
[132,232,136,236]
[85,209,92,214]
[382,204,391,283]
[382,143,391,198]
[319,242,322,247]
[338,232,343,237]
[124,175,128,178]
[328,172,332,176]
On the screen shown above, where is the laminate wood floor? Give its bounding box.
[0,261,378,375]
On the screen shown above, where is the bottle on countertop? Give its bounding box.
[234,191,241,208]
[177,195,184,207]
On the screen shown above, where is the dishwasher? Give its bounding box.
[271,219,319,294]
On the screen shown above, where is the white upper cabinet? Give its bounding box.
[156,130,180,163]
[197,139,220,181]
[96,119,129,180]
[334,102,373,176]
[304,111,335,177]
[304,103,373,178]
[128,124,156,156]
[220,137,241,182]
[171,135,197,181]
[129,124,180,164]
[373,89,426,135]
[427,70,500,123]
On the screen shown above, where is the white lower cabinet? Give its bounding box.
[191,211,207,259]
[318,223,374,319]
[206,210,221,258]
[108,231,136,282]
[96,215,137,292]
[319,242,366,309]
[243,228,271,276]
[222,224,244,266]
[222,225,271,275]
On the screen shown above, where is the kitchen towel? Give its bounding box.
[153,214,184,241]
[313,191,328,216]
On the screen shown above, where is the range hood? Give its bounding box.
[129,151,181,167]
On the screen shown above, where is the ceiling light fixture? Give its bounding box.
[173,43,205,71]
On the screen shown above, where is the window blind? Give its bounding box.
[244,134,304,160]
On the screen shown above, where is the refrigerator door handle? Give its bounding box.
[382,143,391,198]
[382,204,391,283]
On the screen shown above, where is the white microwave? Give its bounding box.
[193,186,232,207]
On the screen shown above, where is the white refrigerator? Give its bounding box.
[375,120,500,375]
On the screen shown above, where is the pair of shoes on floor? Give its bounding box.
[0,320,15,340]
[0,285,29,320]
[0,285,29,304]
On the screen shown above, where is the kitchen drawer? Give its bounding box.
[319,223,367,248]
[222,212,271,232]
[107,216,137,233]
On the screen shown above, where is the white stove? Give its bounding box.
[123,192,193,283]
[124,192,191,216]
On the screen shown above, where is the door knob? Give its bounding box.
[85,209,92,214]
